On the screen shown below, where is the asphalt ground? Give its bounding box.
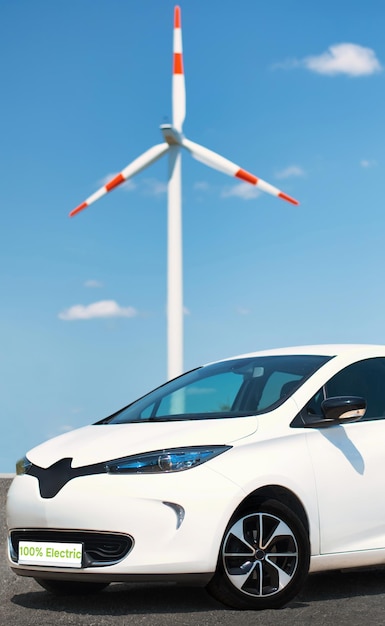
[2,477,385,625]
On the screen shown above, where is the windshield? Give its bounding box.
[101,355,330,425]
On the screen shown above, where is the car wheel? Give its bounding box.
[34,578,110,595]
[207,499,310,610]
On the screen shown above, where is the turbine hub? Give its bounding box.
[160,124,182,146]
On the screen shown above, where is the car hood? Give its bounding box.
[27,416,258,469]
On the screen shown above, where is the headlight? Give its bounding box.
[16,456,32,475]
[105,445,231,474]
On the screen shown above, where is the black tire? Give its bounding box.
[207,499,310,610]
[34,578,110,595]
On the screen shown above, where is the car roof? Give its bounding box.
[208,344,385,364]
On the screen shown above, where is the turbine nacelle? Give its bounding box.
[160,124,183,146]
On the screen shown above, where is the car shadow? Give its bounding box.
[291,568,385,607]
[11,568,385,615]
[11,582,224,615]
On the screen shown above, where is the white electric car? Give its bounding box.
[7,344,385,609]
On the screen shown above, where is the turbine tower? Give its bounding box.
[70,5,299,381]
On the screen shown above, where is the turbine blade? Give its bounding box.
[182,137,299,205]
[69,143,169,217]
[172,6,186,132]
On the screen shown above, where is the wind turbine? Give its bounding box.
[70,5,299,381]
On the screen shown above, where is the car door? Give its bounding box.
[303,357,385,554]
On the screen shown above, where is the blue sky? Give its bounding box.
[1,0,385,471]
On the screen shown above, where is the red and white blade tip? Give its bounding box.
[278,191,299,206]
[174,6,181,28]
[173,7,183,77]
[183,135,300,206]
[69,202,87,217]
[69,173,125,217]
[172,5,185,131]
[235,169,299,205]
[69,143,170,217]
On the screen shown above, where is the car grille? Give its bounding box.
[10,530,134,567]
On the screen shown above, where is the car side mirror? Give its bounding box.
[304,396,366,428]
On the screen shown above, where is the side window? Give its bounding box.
[325,358,385,421]
[300,358,385,424]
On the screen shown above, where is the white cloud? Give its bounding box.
[275,43,382,77]
[236,306,251,316]
[59,300,138,321]
[275,165,305,180]
[84,279,103,288]
[143,178,168,196]
[305,43,382,76]
[46,423,75,440]
[221,182,261,200]
[271,58,300,71]
[59,424,75,433]
[360,159,377,168]
[194,181,210,191]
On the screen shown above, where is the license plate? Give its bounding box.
[18,541,83,568]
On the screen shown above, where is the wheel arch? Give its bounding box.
[232,484,310,536]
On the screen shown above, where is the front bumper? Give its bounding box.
[7,464,244,580]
